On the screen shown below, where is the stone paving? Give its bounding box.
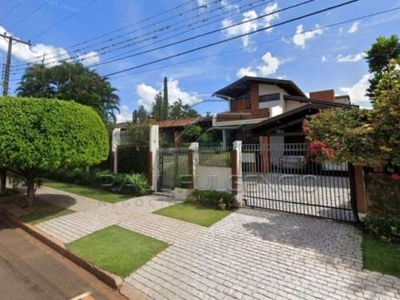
[33,186,400,300]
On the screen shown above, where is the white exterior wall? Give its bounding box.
[258,84,288,117]
[195,166,231,192]
[284,100,307,112]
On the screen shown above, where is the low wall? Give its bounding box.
[195,166,231,192]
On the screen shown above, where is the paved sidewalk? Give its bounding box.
[32,187,400,300]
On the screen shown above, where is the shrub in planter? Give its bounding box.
[187,189,235,209]
[363,215,400,244]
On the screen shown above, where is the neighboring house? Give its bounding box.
[212,76,353,145]
[157,117,212,147]
[115,117,213,148]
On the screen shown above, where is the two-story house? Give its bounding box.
[212,76,353,146]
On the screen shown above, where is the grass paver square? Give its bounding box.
[153,202,232,227]
[67,225,168,277]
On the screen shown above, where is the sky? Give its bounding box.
[0,0,399,123]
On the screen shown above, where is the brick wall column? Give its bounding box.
[231,140,243,207]
[354,166,367,219]
[261,136,270,173]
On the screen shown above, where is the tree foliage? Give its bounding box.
[16,62,120,124]
[0,97,109,206]
[169,99,200,120]
[365,35,400,99]
[305,59,400,168]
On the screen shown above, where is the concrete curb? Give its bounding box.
[0,207,123,290]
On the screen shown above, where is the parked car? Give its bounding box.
[322,161,348,172]
[278,155,308,170]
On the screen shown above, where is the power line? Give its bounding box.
[7,4,400,83]
[105,0,358,77]
[11,0,245,69]
[88,0,275,68]
[31,0,100,39]
[15,0,302,71]
[0,0,25,22]
[11,0,198,67]
[8,0,51,31]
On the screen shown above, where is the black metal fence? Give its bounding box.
[158,147,189,191]
[242,143,357,222]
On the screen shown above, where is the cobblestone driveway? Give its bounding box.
[35,187,400,299]
[125,209,400,300]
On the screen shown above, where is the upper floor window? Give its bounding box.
[229,99,236,111]
[259,93,280,102]
[245,94,251,109]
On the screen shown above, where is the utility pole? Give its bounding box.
[0,33,30,96]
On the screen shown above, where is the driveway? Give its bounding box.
[32,187,400,299]
[124,209,400,300]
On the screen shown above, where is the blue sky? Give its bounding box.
[1,0,399,122]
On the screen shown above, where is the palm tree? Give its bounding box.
[16,64,55,98]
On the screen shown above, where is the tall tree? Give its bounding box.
[137,105,148,123]
[0,97,109,206]
[169,99,201,120]
[365,35,400,100]
[152,92,163,120]
[16,62,120,124]
[162,77,169,121]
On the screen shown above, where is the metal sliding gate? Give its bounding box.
[242,143,357,222]
[158,147,189,191]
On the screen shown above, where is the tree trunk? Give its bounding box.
[25,175,36,207]
[0,168,7,196]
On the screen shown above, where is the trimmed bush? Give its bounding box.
[42,168,151,196]
[363,215,400,244]
[365,173,400,219]
[187,189,235,209]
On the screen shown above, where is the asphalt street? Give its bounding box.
[0,219,126,300]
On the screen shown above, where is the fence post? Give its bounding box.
[231,140,243,207]
[149,124,159,191]
[188,142,199,189]
[111,128,121,173]
[354,165,367,220]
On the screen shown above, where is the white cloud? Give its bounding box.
[257,52,280,76]
[236,51,280,77]
[197,0,207,6]
[136,79,202,113]
[321,55,328,62]
[337,52,366,63]
[0,26,70,66]
[293,24,324,49]
[339,74,372,109]
[136,83,159,111]
[222,3,279,50]
[348,21,359,34]
[115,105,132,123]
[77,51,100,66]
[236,67,257,77]
[263,3,279,33]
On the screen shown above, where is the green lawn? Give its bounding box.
[153,202,232,227]
[363,234,400,278]
[67,225,168,277]
[43,180,132,203]
[21,199,74,225]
